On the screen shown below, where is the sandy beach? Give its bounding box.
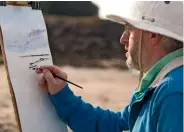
[0,65,138,131]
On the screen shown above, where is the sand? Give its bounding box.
[0,65,138,132]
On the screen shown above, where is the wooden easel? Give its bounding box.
[0,2,41,131]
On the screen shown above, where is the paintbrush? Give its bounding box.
[54,74,83,89]
[37,68,83,89]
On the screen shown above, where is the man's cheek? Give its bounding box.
[132,30,141,41]
[129,33,134,39]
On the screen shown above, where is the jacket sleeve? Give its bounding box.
[49,84,130,132]
[154,93,183,132]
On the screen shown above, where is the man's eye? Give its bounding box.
[125,27,132,32]
[126,29,132,34]
[128,29,132,32]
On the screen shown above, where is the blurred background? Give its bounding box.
[0,1,138,132]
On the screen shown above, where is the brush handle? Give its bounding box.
[54,75,83,89]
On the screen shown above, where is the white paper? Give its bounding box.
[0,6,68,132]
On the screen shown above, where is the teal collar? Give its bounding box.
[135,48,183,98]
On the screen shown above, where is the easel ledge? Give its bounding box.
[6,1,29,6]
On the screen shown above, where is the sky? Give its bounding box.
[91,1,113,19]
[91,0,133,19]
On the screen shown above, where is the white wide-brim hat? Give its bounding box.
[106,1,183,42]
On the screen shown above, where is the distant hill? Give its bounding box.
[40,1,99,16]
[45,15,127,69]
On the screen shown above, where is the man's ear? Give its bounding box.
[150,33,162,45]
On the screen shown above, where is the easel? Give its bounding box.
[0,2,41,132]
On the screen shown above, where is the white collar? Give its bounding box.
[150,56,183,88]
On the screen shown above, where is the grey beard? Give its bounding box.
[126,55,140,71]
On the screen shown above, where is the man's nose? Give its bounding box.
[120,30,129,45]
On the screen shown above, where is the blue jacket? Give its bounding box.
[49,65,183,132]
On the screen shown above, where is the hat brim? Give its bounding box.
[106,14,183,42]
[106,14,133,26]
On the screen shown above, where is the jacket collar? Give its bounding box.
[135,48,183,98]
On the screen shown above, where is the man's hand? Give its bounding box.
[36,65,67,95]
